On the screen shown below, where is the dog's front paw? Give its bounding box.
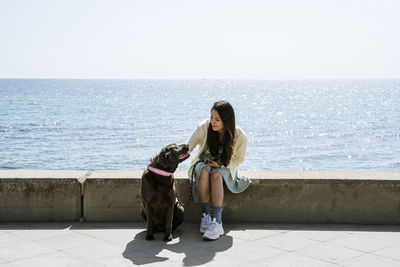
[163,233,172,242]
[146,233,154,241]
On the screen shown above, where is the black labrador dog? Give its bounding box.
[140,143,190,241]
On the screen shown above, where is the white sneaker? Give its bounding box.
[202,218,224,240]
[200,213,212,233]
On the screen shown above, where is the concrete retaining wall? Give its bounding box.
[0,170,88,222]
[82,171,143,222]
[1,170,399,224]
[220,171,400,224]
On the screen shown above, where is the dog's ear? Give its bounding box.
[155,147,170,168]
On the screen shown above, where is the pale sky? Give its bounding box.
[0,0,399,79]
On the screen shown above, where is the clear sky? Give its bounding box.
[0,0,399,79]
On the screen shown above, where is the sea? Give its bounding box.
[0,79,399,171]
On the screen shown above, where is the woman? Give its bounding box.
[186,100,251,240]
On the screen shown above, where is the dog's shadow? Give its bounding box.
[122,227,233,266]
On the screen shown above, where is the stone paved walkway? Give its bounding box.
[0,222,400,266]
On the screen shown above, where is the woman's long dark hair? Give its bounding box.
[207,101,236,166]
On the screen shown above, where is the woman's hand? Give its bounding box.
[205,158,222,168]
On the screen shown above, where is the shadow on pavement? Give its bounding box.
[122,228,233,266]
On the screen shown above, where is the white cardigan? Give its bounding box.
[186,118,247,180]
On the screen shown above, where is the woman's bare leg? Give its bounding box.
[197,168,211,202]
[210,171,224,207]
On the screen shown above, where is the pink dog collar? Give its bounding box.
[148,166,172,176]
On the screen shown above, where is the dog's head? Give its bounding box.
[152,143,190,173]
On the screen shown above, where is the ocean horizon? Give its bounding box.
[1,78,399,171]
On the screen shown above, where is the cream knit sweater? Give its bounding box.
[186,118,247,180]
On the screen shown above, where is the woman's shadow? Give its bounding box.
[122,227,233,266]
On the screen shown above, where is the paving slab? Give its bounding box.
[295,243,364,264]
[341,253,400,267]
[0,222,399,266]
[256,231,321,252]
[373,244,400,261]
[327,231,400,253]
[253,252,338,267]
[1,251,102,267]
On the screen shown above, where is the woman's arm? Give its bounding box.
[186,119,208,153]
[227,131,247,170]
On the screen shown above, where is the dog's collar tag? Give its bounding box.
[148,166,172,176]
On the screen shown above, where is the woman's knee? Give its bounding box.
[199,168,210,180]
[210,171,223,183]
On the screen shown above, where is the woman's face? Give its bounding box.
[210,109,224,133]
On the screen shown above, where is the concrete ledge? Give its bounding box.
[224,171,400,224]
[82,170,143,222]
[1,170,399,224]
[0,170,89,222]
[81,170,400,224]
